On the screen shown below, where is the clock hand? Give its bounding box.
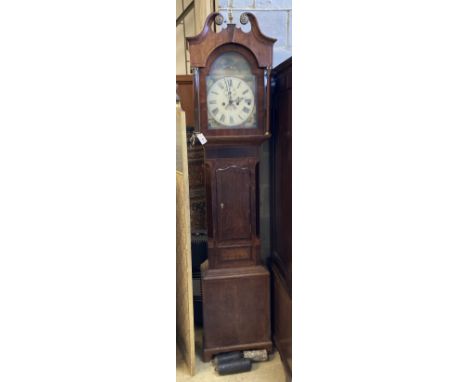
[224,78,233,103]
[224,78,231,96]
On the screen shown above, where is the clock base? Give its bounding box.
[200,261,272,362]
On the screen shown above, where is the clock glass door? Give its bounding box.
[206,52,257,130]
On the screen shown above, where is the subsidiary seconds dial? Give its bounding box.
[207,76,255,127]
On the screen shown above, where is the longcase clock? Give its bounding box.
[187,12,276,362]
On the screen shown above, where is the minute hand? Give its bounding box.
[224,78,232,100]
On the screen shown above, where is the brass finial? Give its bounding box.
[227,0,234,24]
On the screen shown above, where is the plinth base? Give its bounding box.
[201,261,272,362]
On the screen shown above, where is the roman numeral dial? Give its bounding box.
[207,76,255,128]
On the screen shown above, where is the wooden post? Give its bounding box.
[176,102,196,376]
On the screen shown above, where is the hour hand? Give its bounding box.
[224,79,232,103]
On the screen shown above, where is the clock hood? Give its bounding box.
[186,12,276,69]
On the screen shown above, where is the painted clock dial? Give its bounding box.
[207,76,254,127]
[206,51,257,129]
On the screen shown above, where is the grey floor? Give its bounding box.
[176,328,286,382]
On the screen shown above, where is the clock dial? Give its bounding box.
[207,76,255,127]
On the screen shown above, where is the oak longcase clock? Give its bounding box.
[187,12,276,362]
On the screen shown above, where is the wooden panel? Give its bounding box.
[176,75,195,127]
[272,264,292,377]
[187,145,207,232]
[270,57,292,380]
[205,145,257,159]
[219,246,251,262]
[201,262,272,362]
[176,24,187,75]
[187,151,204,189]
[271,57,292,293]
[176,104,196,376]
[176,75,207,232]
[215,165,251,241]
[194,0,213,34]
[204,149,260,269]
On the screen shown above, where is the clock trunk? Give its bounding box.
[204,145,261,269]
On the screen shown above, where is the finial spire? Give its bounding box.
[227,0,234,24]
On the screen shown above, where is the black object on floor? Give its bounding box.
[215,358,252,375]
[212,351,243,366]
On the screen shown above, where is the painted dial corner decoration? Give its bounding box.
[206,52,257,130]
